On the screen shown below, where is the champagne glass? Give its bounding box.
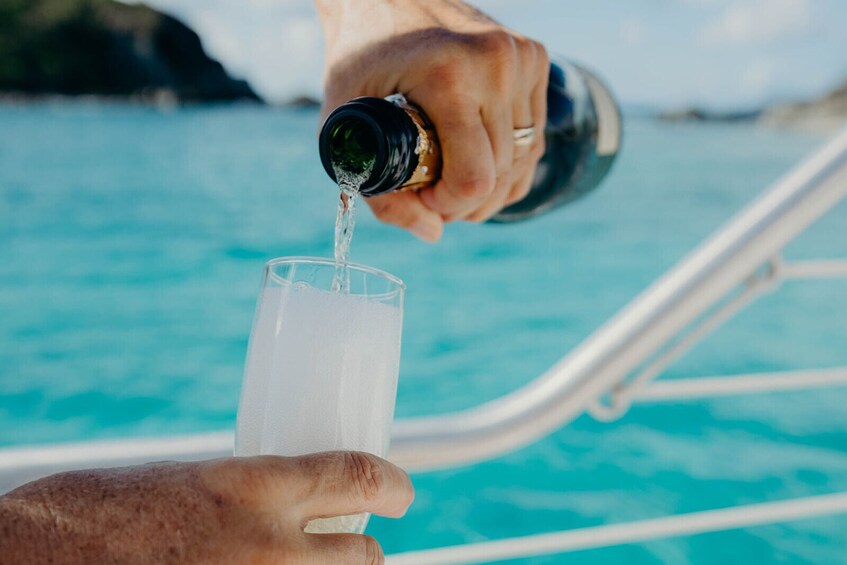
[235,257,404,533]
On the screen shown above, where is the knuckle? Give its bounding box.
[475,31,518,92]
[203,457,248,487]
[534,41,550,71]
[453,175,495,199]
[425,61,465,91]
[344,452,385,503]
[199,457,270,508]
[428,29,468,58]
[361,535,385,565]
[514,35,536,65]
[476,30,517,63]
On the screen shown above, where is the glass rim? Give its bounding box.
[264,256,405,296]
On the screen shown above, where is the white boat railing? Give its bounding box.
[388,125,847,470]
[1,126,846,562]
[386,492,847,564]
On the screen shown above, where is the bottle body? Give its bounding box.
[319,58,622,221]
[494,60,622,221]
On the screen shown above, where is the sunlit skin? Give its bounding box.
[317,0,549,242]
[0,452,413,564]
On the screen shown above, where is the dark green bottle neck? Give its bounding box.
[319,97,420,196]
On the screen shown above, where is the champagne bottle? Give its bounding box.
[319,58,622,222]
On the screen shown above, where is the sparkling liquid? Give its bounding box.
[332,168,369,293]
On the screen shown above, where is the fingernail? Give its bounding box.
[410,219,442,243]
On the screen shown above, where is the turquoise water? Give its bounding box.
[1,103,846,563]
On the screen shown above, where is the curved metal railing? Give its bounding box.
[388,125,847,470]
[386,492,847,564]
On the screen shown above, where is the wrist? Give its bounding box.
[317,0,391,56]
[316,0,445,61]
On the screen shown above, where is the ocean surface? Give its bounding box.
[1,103,845,563]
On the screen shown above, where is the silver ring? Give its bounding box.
[513,126,536,147]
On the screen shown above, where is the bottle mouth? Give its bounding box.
[323,114,382,178]
[319,97,418,196]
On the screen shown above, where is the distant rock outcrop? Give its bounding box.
[283,95,321,109]
[657,78,847,134]
[657,107,762,123]
[760,80,847,134]
[0,0,262,103]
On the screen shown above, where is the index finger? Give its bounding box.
[293,451,414,520]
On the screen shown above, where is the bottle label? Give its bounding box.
[386,94,441,190]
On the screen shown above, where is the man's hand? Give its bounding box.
[0,452,414,564]
[317,0,549,242]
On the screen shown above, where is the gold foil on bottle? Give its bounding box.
[386,95,441,191]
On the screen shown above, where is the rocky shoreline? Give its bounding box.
[0,0,261,104]
[658,79,847,134]
[759,81,847,134]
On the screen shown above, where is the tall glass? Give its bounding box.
[235,257,404,534]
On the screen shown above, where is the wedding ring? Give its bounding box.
[512,126,536,147]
